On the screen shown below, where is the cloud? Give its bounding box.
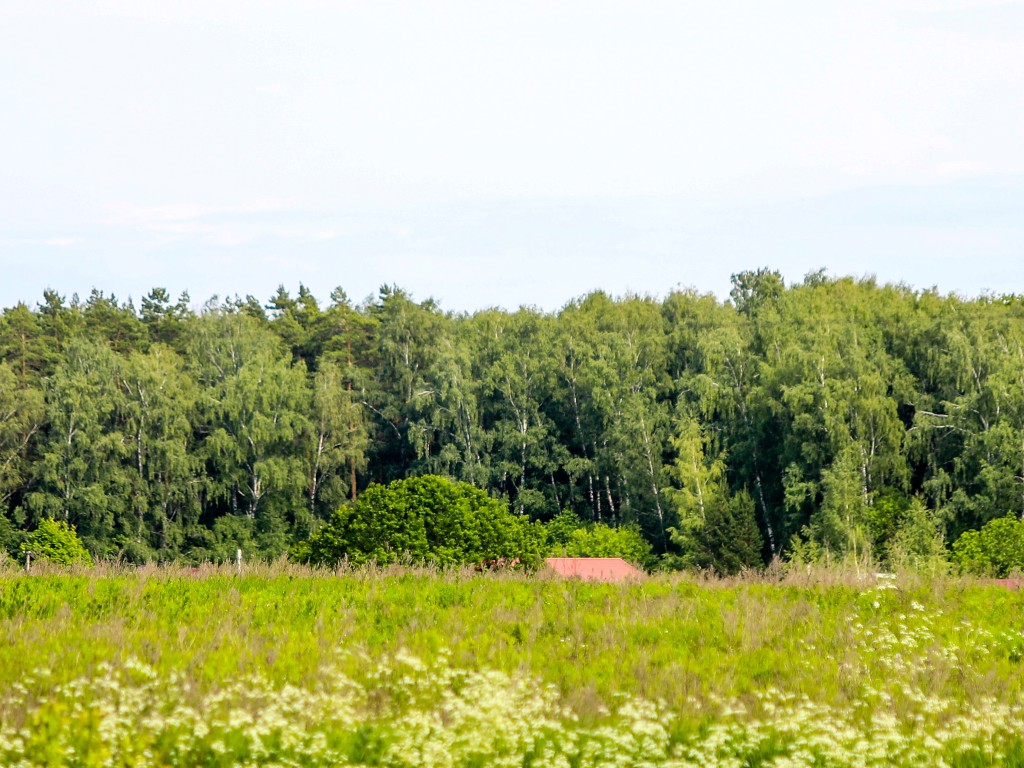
[38,237,83,247]
[272,227,340,242]
[102,200,322,246]
[105,200,295,229]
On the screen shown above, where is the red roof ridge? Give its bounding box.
[543,557,643,583]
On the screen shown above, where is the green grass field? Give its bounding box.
[2,563,1024,766]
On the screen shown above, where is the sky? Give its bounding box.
[1,0,1023,313]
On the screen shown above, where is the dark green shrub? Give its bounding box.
[299,475,546,568]
[670,490,763,575]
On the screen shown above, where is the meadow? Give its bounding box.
[2,562,1024,766]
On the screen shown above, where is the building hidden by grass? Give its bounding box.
[543,556,642,582]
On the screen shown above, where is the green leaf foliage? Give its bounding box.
[21,518,92,566]
[545,510,652,566]
[6,277,1024,572]
[953,516,1024,577]
[669,490,763,575]
[301,475,546,567]
[885,497,948,572]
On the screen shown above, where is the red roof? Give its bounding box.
[544,557,642,583]
[988,578,1023,589]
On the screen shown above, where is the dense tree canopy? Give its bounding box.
[2,274,1024,568]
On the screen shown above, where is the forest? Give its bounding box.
[1,268,1023,569]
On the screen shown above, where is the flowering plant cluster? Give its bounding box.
[3,631,1024,768]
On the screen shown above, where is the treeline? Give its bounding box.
[1,270,1023,568]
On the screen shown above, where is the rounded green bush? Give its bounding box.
[300,475,546,568]
[953,515,1024,577]
[21,519,92,566]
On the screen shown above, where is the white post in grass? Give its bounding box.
[25,551,31,573]
[236,548,242,575]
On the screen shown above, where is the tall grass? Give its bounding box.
[1,563,1023,765]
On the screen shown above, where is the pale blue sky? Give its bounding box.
[2,1,1023,311]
